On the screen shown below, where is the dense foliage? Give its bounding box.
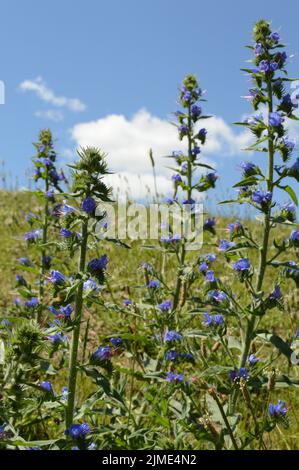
[0,20,298,450]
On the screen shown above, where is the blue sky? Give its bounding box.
[0,0,298,204]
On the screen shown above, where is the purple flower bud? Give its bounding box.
[60,228,73,238]
[269,112,284,127]
[91,346,111,363]
[148,280,160,289]
[270,32,280,43]
[40,381,53,393]
[49,270,65,285]
[233,258,250,272]
[82,197,97,214]
[269,401,287,417]
[166,371,184,383]
[164,331,182,342]
[158,300,172,312]
[248,354,259,366]
[65,423,90,439]
[24,297,39,308]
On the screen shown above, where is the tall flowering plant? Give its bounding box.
[54,148,112,429]
[15,129,66,323]
[232,20,299,368]
[165,74,217,311]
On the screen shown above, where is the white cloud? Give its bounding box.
[19,76,86,112]
[70,109,252,198]
[34,109,64,122]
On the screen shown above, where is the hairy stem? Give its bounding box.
[65,219,88,427]
[37,173,49,323]
[173,104,193,310]
[239,77,274,369]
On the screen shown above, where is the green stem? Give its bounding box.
[37,173,49,323]
[65,219,89,428]
[210,390,239,450]
[173,104,193,310]
[239,77,274,369]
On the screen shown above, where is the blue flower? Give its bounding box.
[82,197,97,214]
[248,354,259,366]
[45,190,55,200]
[15,274,26,286]
[191,146,201,157]
[227,221,242,234]
[205,270,215,282]
[269,112,284,127]
[252,190,272,208]
[164,331,182,342]
[269,286,282,301]
[259,60,270,72]
[160,234,181,243]
[158,300,172,312]
[40,381,53,393]
[60,228,73,238]
[123,298,132,306]
[165,350,179,362]
[88,255,108,274]
[219,239,235,252]
[172,173,182,183]
[178,125,188,137]
[25,297,39,308]
[290,230,299,246]
[172,150,183,159]
[183,198,196,205]
[198,128,207,142]
[229,368,249,381]
[24,230,41,242]
[49,270,65,285]
[47,332,66,344]
[270,31,280,43]
[203,313,224,327]
[166,371,184,383]
[56,204,76,217]
[60,304,73,318]
[148,280,160,289]
[270,61,278,71]
[282,136,296,152]
[203,218,216,230]
[254,43,263,55]
[91,346,111,362]
[199,261,208,273]
[269,400,287,417]
[206,172,218,183]
[238,367,249,379]
[110,337,122,347]
[65,423,90,439]
[83,278,99,292]
[205,253,217,262]
[180,161,188,173]
[182,90,192,103]
[208,290,228,304]
[240,161,259,176]
[233,258,250,272]
[191,104,202,118]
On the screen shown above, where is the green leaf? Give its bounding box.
[218,199,238,205]
[233,176,261,188]
[256,331,294,360]
[278,185,298,206]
